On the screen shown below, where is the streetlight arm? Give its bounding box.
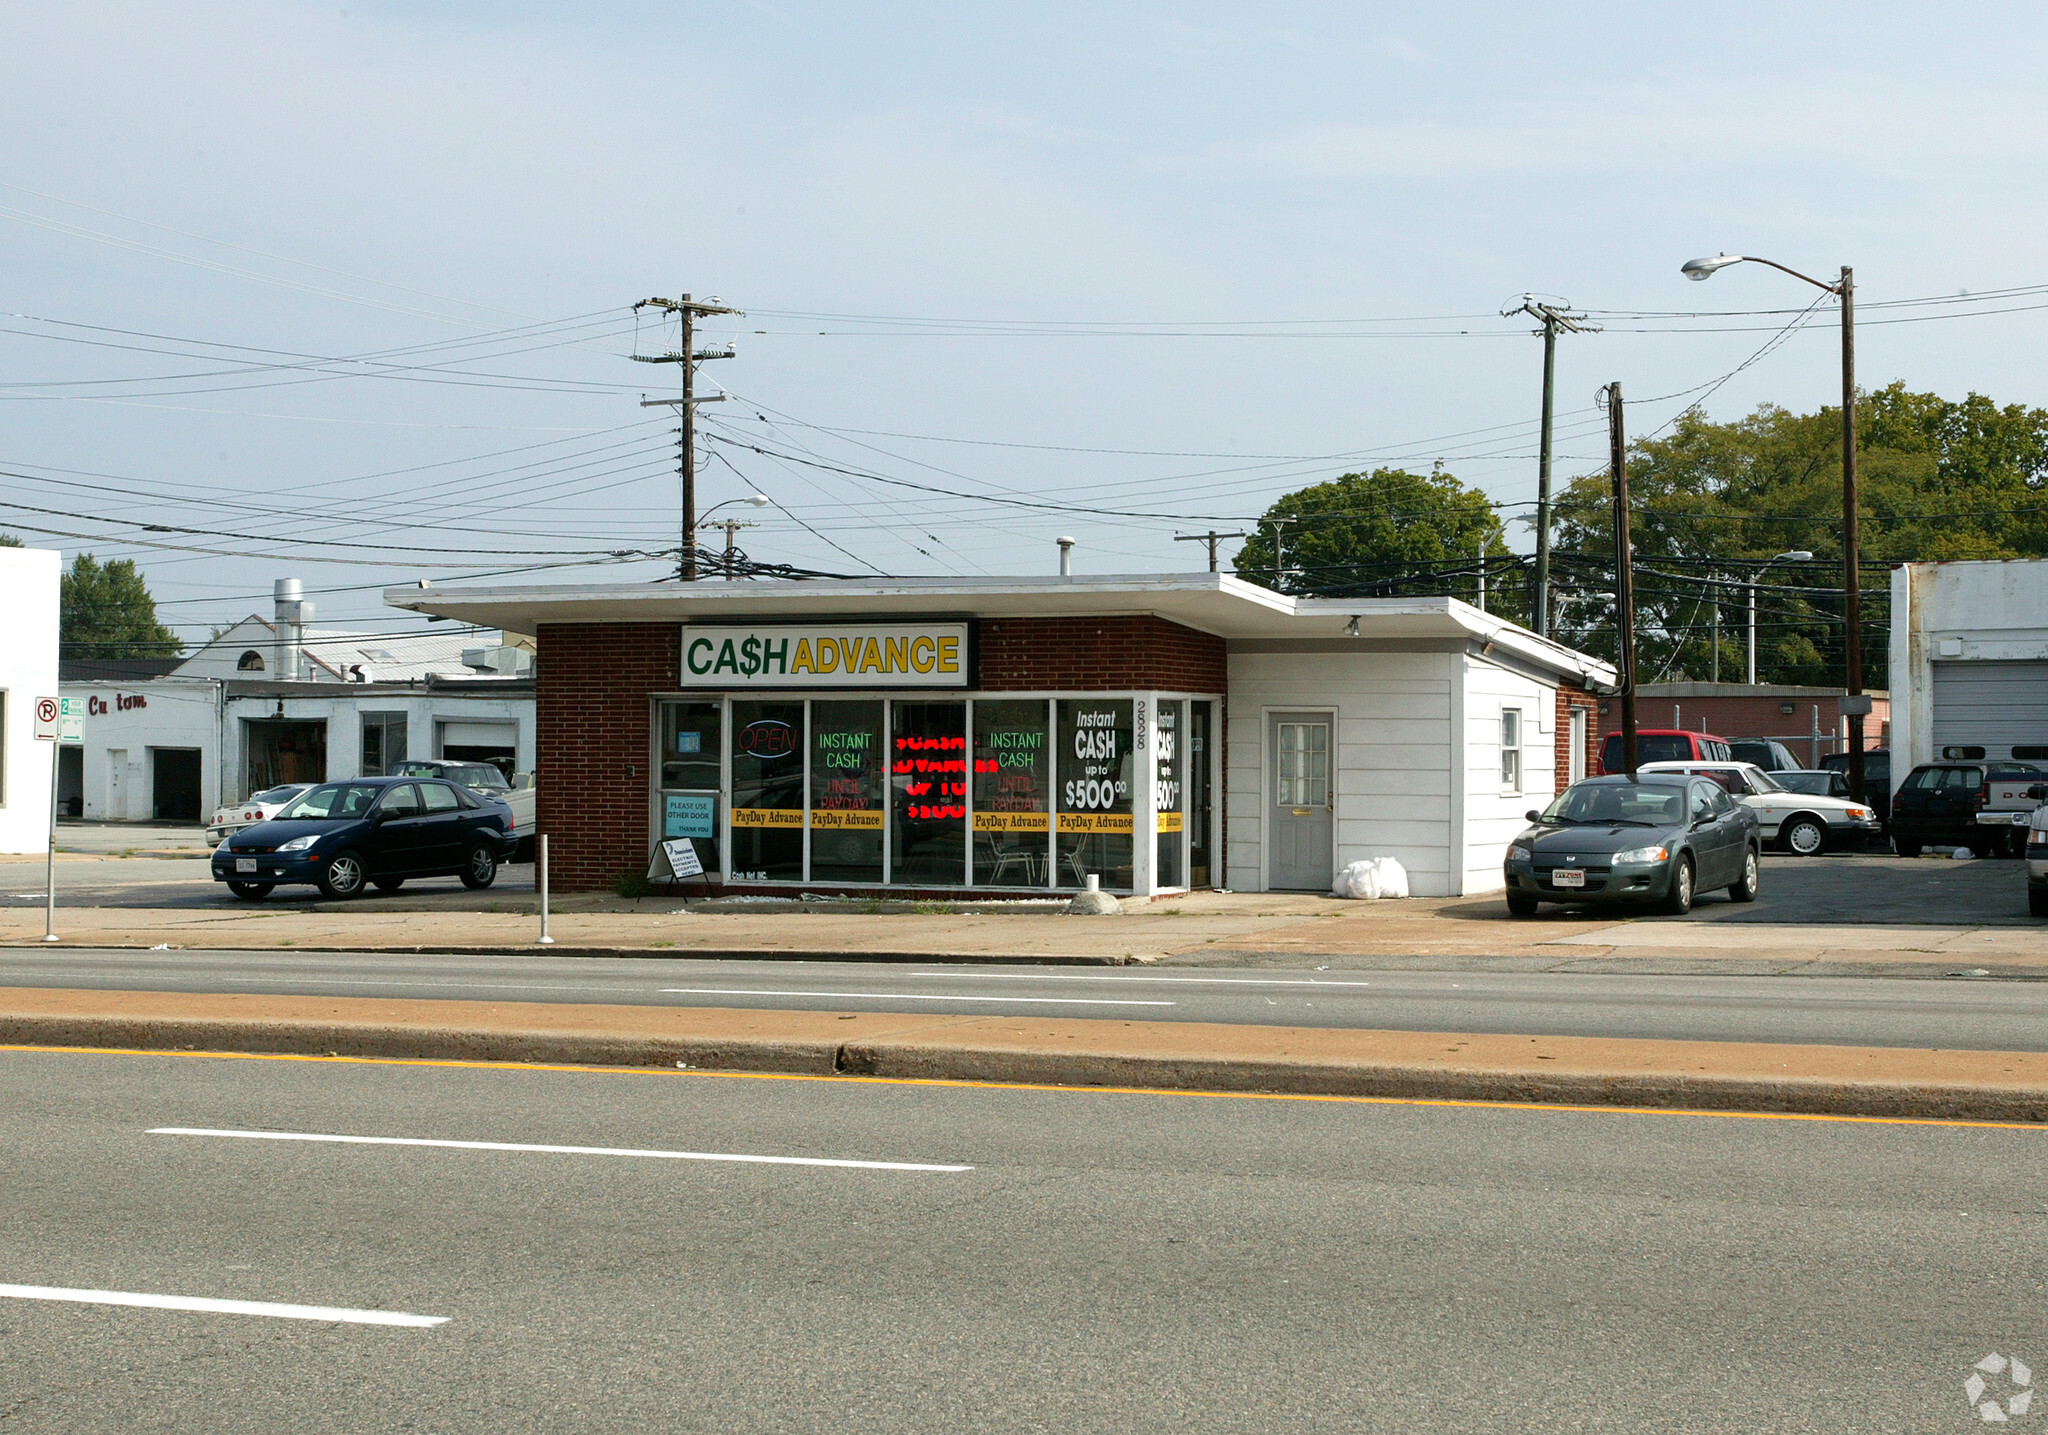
[1733,257,1843,294]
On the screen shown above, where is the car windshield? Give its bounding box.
[1542,782,1685,826]
[253,785,305,804]
[1776,772,1833,796]
[1744,768,1785,793]
[276,783,383,819]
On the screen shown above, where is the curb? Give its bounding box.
[0,943,1144,965]
[4,1012,2044,1124]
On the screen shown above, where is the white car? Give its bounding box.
[1639,760,1880,856]
[205,784,314,843]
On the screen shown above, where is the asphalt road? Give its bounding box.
[0,848,2028,922]
[0,1047,2039,1432]
[6,948,2048,1050]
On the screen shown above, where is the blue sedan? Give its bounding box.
[212,776,518,900]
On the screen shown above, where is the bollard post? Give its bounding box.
[537,833,554,945]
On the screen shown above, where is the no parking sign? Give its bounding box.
[32,696,58,740]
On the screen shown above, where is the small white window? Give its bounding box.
[1500,709,1522,792]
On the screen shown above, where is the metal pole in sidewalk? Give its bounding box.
[537,834,553,946]
[44,741,60,943]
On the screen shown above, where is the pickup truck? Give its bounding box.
[1890,761,2045,858]
[390,760,536,861]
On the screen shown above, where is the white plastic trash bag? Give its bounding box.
[1332,859,1382,900]
[1372,856,1410,899]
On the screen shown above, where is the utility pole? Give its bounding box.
[1503,297,1595,638]
[634,293,740,580]
[1175,530,1247,573]
[707,519,755,580]
[1839,266,1867,803]
[1605,382,1639,776]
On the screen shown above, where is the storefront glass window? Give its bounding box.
[1056,698,1134,890]
[890,701,966,885]
[1155,699,1184,888]
[660,701,723,876]
[1189,701,1213,888]
[972,699,1050,887]
[730,700,803,881]
[809,700,884,884]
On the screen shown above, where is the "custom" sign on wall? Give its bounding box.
[680,623,969,688]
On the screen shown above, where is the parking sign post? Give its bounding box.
[32,697,60,943]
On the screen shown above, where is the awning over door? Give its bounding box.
[1930,660,2048,759]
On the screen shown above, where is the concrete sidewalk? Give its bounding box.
[6,889,2047,976]
[4,986,2045,1123]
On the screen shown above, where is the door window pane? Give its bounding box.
[731,701,804,881]
[891,702,966,885]
[1155,700,1185,888]
[1189,702,1214,887]
[420,782,460,812]
[973,699,1050,887]
[1277,722,1329,806]
[659,700,723,877]
[810,700,884,884]
[1056,699,1134,890]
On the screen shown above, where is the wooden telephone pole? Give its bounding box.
[1605,382,1639,776]
[634,293,740,580]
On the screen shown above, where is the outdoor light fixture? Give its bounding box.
[1681,254,1746,280]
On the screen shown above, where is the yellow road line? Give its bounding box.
[3,1041,2044,1132]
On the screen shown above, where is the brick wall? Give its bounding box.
[1555,681,1601,791]
[536,622,678,891]
[978,616,1226,692]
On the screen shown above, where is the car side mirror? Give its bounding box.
[1525,809,1542,824]
[2030,785,2047,800]
[371,808,395,824]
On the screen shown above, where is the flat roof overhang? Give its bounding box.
[386,573,1616,688]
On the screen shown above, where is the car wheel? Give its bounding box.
[460,843,498,890]
[2032,889,2048,919]
[226,881,273,901]
[1659,855,1694,915]
[1783,816,1827,856]
[1506,890,1540,917]
[1895,839,1922,859]
[319,850,368,899]
[372,877,404,892]
[1728,847,1760,902]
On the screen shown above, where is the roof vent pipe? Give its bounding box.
[1057,536,1075,577]
[273,578,311,682]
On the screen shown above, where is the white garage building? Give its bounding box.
[1888,559,2048,766]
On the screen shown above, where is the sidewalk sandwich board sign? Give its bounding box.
[646,837,708,891]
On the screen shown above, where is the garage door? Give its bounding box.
[1930,660,2048,760]
[439,720,517,751]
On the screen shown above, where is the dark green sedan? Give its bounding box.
[1502,773,1762,917]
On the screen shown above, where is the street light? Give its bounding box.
[1680,252,1865,800]
[1742,549,1813,686]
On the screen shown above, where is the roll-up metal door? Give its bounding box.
[1930,660,2048,759]
[438,720,517,752]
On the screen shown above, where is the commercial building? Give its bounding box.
[0,546,61,854]
[1631,682,1890,765]
[391,574,1614,899]
[1889,559,2048,765]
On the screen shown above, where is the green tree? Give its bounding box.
[1549,385,2048,689]
[1233,466,1523,620]
[0,532,21,546]
[60,553,182,662]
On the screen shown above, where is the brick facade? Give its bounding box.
[1555,681,1601,792]
[977,616,1226,693]
[536,622,678,892]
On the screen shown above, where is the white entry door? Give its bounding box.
[1268,714,1333,891]
[106,749,128,821]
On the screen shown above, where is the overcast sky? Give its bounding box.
[4,1,2045,640]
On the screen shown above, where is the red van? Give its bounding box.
[1598,728,1733,775]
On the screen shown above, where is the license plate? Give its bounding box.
[235,858,256,873]
[1550,868,1585,888]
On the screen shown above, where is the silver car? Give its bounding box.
[1640,760,1880,856]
